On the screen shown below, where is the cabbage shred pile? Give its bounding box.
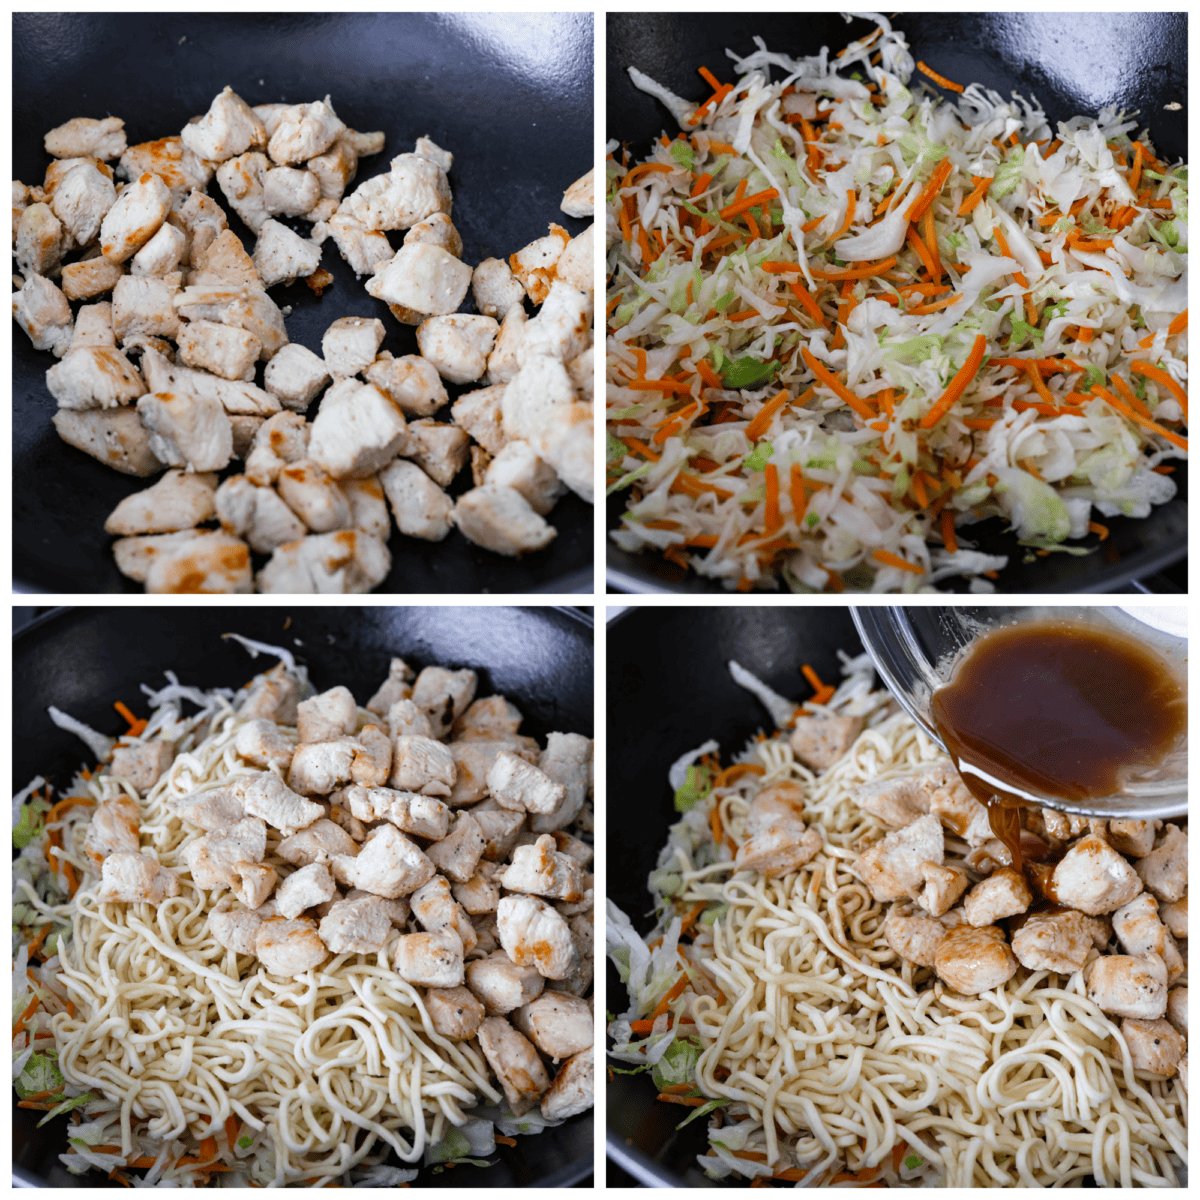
[605,13,1188,592]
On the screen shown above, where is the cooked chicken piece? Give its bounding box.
[83,796,141,866]
[97,851,181,903]
[325,209,394,275]
[54,406,162,475]
[555,872,593,918]
[339,475,389,540]
[453,695,524,740]
[454,484,557,556]
[447,739,532,807]
[318,894,392,955]
[308,381,408,480]
[474,806,527,863]
[567,345,593,402]
[307,136,360,201]
[417,314,499,385]
[1084,953,1168,1019]
[559,912,594,997]
[346,887,408,927]
[240,662,301,724]
[425,985,485,1041]
[388,699,435,740]
[275,862,336,919]
[331,823,435,899]
[486,752,565,816]
[173,190,228,265]
[45,116,127,161]
[855,815,944,903]
[410,666,475,735]
[451,384,507,454]
[486,303,528,385]
[231,861,278,909]
[61,255,126,301]
[112,273,182,342]
[554,224,594,295]
[320,315,385,379]
[364,352,449,417]
[534,400,592,504]
[209,906,263,956]
[882,905,947,967]
[250,218,322,288]
[424,811,488,885]
[344,152,451,231]
[471,258,525,319]
[788,715,863,771]
[378,459,455,541]
[46,345,146,411]
[403,211,462,257]
[256,530,391,594]
[411,876,476,949]
[234,718,297,770]
[14,273,75,356]
[15,202,66,278]
[183,817,267,888]
[1010,909,1092,973]
[365,242,472,320]
[1113,893,1173,961]
[520,280,592,365]
[962,868,1032,926]
[288,739,359,794]
[137,389,232,472]
[277,460,352,532]
[1160,896,1186,940]
[561,168,593,218]
[49,158,116,246]
[255,916,328,974]
[100,172,171,263]
[511,990,592,1063]
[215,151,270,232]
[934,923,1018,995]
[542,1045,593,1121]
[452,863,502,914]
[466,951,546,1015]
[141,529,252,594]
[928,781,993,847]
[1122,1016,1185,1077]
[267,99,345,165]
[182,87,266,164]
[500,834,584,902]
[1166,986,1187,1035]
[510,225,570,304]
[262,166,320,217]
[131,221,187,277]
[389,734,456,796]
[398,419,467,488]
[476,1016,550,1115]
[187,226,260,289]
[497,894,576,980]
[409,136,451,173]
[296,686,358,744]
[277,819,358,866]
[916,861,969,917]
[343,785,450,838]
[215,475,308,554]
[175,319,260,382]
[1134,823,1186,903]
[1052,834,1144,915]
[103,469,216,535]
[551,832,593,868]
[500,352,574,445]
[228,414,263,456]
[365,657,415,716]
[173,281,288,359]
[734,780,822,877]
[484,441,564,516]
[471,913,502,959]
[395,928,464,987]
[245,410,312,482]
[167,786,245,831]
[236,772,323,836]
[1107,819,1159,858]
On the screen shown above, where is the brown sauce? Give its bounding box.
[930,618,1185,871]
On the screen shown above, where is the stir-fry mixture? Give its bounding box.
[606,14,1188,591]
[14,642,594,1185]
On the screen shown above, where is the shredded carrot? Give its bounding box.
[652,971,692,1019]
[958,175,993,215]
[991,227,1029,287]
[1097,389,1189,452]
[712,763,766,788]
[622,162,676,188]
[916,60,964,92]
[494,1134,517,1147]
[657,1093,709,1107]
[906,157,954,222]
[829,189,857,241]
[801,348,875,420]
[25,924,53,959]
[919,333,988,428]
[626,378,696,394]
[940,508,958,554]
[745,390,791,442]
[800,664,835,705]
[1130,359,1188,420]
[905,225,938,278]
[786,280,831,329]
[704,139,738,156]
[1076,325,1094,344]
[1128,141,1144,193]
[1108,375,1154,421]
[720,188,779,220]
[873,549,925,574]
[762,463,783,534]
[696,358,724,388]
[689,173,714,200]
[225,1115,239,1149]
[1087,521,1110,542]
[671,475,734,501]
[710,801,724,849]
[788,463,808,525]
[809,255,897,280]
[620,437,660,462]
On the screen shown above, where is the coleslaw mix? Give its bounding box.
[606,13,1187,592]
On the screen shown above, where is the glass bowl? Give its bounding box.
[851,606,1187,820]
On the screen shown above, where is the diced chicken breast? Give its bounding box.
[1134,824,1187,903]
[277,819,358,866]
[509,224,570,305]
[400,419,468,488]
[535,401,592,504]
[1167,986,1187,1035]
[343,785,450,839]
[83,796,141,866]
[1160,896,1186,940]
[61,255,126,301]
[512,990,592,1061]
[236,772,323,836]
[520,280,592,364]
[240,662,301,725]
[275,862,336,919]
[411,666,476,734]
[277,459,352,532]
[176,319,261,381]
[962,868,1032,926]
[935,923,1018,995]
[395,928,464,987]
[1052,834,1144,915]
[346,887,408,927]
[500,352,574,445]
[1084,953,1168,1019]
[45,116,127,161]
[174,190,228,264]
[14,273,75,356]
[1113,893,1174,962]
[97,851,181,903]
[446,739,528,807]
[174,282,289,361]
[388,699,435,740]
[100,172,171,263]
[131,221,187,277]
[209,906,264,956]
[262,342,330,414]
[561,168,594,217]
[215,475,307,554]
[411,876,476,949]
[1106,819,1159,858]
[187,226,260,288]
[789,715,864,771]
[471,257,525,319]
[168,785,244,831]
[104,469,217,535]
[320,315,385,379]
[137,390,232,472]
[231,861,278,909]
[325,209,394,275]
[451,384,507,454]
[734,781,821,877]
[307,136,360,201]
[465,950,545,1014]
[255,916,328,974]
[475,806,527,863]
[554,224,594,295]
[417,314,499,385]
[486,304,527,385]
[319,895,392,955]
[49,159,116,246]
[256,530,391,594]
[15,202,66,279]
[425,985,485,1041]
[182,87,266,164]
[500,834,584,901]
[453,695,523,740]
[452,864,502,914]
[403,211,462,258]
[413,136,453,173]
[916,861,969,917]
[288,738,359,794]
[112,273,182,342]
[183,817,267,889]
[245,410,312,482]
[344,152,451,231]
[308,381,407,480]
[350,725,391,788]
[928,780,994,847]
[141,529,252,594]
[883,905,947,967]
[379,459,455,541]
[107,741,174,797]
[477,1016,551,1115]
[215,151,269,232]
[567,345,593,402]
[485,752,564,816]
[390,735,456,796]
[541,1046,593,1121]
[246,217,321,288]
[233,719,297,772]
[297,686,358,744]
[366,242,472,320]
[854,814,945,902]
[424,812,487,884]
[331,823,436,899]
[267,99,346,166]
[1121,1017,1185,1078]
[263,167,321,217]
[484,441,565,516]
[364,352,448,417]
[1010,909,1092,973]
[454,484,557,556]
[365,657,415,716]
[342,476,390,540]
[496,894,577,980]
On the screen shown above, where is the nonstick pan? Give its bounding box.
[13,605,594,1188]
[605,12,1188,595]
[14,12,595,595]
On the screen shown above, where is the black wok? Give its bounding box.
[12,604,594,1188]
[14,12,594,595]
[606,12,1188,594]
[605,605,862,1186]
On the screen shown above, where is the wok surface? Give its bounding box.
[13,604,594,1187]
[606,11,1188,594]
[14,12,594,594]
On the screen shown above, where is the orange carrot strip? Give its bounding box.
[763,463,782,533]
[712,763,766,788]
[809,256,897,280]
[906,157,954,222]
[678,901,708,937]
[919,333,988,429]
[1088,521,1110,542]
[696,359,724,388]
[720,188,779,220]
[745,390,791,442]
[789,463,807,524]
[905,225,938,278]
[1108,375,1154,421]
[786,281,831,329]
[1130,360,1188,420]
[690,173,714,199]
[1128,141,1144,193]
[652,972,692,1019]
[873,549,926,574]
[1077,325,1094,344]
[626,379,696,394]
[47,794,95,822]
[991,227,1029,287]
[801,348,874,420]
[958,176,993,215]
[922,207,942,282]
[1025,361,1058,408]
[829,189,857,240]
[1096,389,1189,452]
[940,508,958,554]
[916,60,965,92]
